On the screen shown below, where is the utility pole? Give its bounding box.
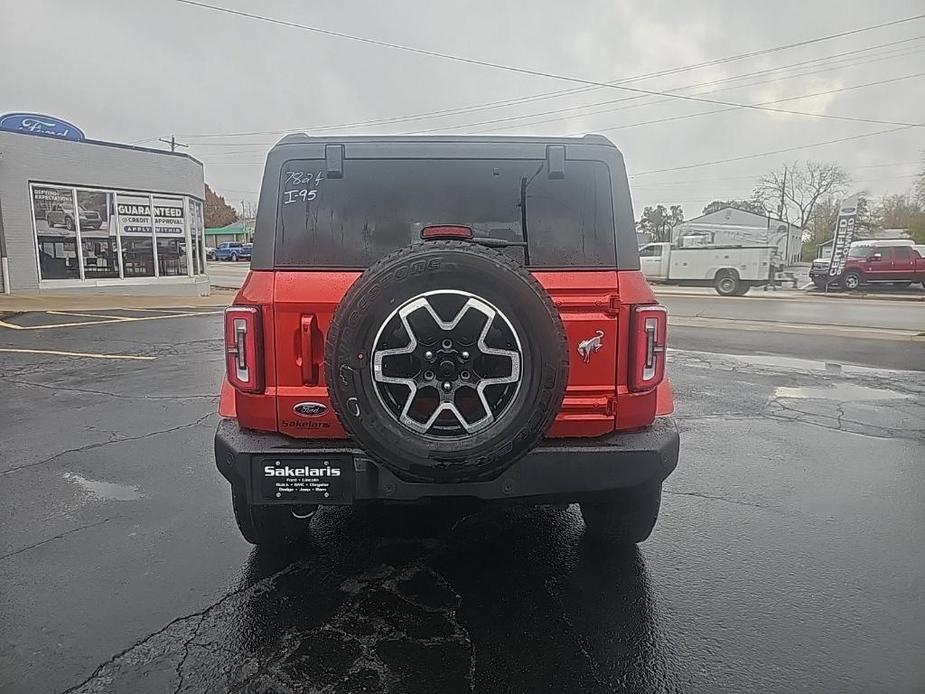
[777,167,787,221]
[158,135,189,153]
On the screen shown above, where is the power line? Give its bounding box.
[174,1,925,132]
[189,39,925,148]
[199,126,922,178]
[188,41,925,163]
[580,72,925,135]
[192,71,924,165]
[411,48,925,135]
[630,125,918,177]
[450,46,925,135]
[631,171,920,189]
[179,32,925,141]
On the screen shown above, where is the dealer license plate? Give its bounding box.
[256,457,351,503]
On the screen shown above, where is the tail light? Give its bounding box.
[224,306,264,393]
[629,305,667,392]
[421,224,473,240]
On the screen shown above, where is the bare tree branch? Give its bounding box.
[755,161,850,229]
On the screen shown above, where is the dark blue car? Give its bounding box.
[214,242,252,262]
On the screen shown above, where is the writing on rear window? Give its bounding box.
[282,170,325,205]
[283,188,318,204]
[285,170,325,187]
[275,158,616,268]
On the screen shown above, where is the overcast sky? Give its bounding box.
[2,0,923,217]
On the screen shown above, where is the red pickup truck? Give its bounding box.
[810,241,925,290]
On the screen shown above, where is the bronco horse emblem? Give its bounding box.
[577,330,604,364]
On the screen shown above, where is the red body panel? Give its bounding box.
[272,271,359,439]
[228,268,673,438]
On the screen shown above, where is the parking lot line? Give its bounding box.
[46,310,134,321]
[0,310,224,331]
[0,347,155,361]
[115,307,200,314]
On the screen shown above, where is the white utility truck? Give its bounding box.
[639,242,778,296]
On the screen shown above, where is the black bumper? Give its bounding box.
[809,267,838,280]
[214,418,680,505]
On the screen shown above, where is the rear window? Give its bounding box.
[274,158,616,268]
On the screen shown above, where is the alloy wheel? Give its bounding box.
[370,290,522,437]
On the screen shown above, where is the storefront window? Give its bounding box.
[32,185,80,280]
[190,225,199,274]
[189,199,205,274]
[154,197,187,276]
[120,238,154,277]
[77,190,119,278]
[31,184,202,283]
[156,238,187,276]
[117,193,156,277]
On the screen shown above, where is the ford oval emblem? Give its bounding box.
[293,401,327,417]
[0,112,86,141]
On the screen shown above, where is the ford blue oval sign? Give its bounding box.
[293,402,328,418]
[0,113,85,141]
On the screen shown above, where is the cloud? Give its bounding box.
[2,0,922,217]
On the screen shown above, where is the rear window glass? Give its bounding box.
[274,158,616,268]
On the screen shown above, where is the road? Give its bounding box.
[661,292,925,332]
[205,261,925,336]
[0,307,923,693]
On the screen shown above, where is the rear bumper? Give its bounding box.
[214,417,680,505]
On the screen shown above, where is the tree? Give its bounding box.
[874,192,925,244]
[636,204,684,243]
[875,193,922,229]
[905,214,925,244]
[915,156,925,207]
[701,198,767,217]
[204,184,238,228]
[807,195,839,244]
[755,161,850,229]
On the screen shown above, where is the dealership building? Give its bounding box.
[0,116,209,295]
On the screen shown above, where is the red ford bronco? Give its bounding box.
[215,134,679,547]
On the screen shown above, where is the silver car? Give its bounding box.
[45,203,102,231]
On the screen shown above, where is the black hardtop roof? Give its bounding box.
[270,132,619,150]
[251,130,639,272]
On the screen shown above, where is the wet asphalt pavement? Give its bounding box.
[1,309,924,694]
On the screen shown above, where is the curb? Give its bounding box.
[669,315,925,341]
[0,292,234,313]
[654,287,925,302]
[802,290,925,303]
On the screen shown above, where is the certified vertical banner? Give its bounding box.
[828,194,859,277]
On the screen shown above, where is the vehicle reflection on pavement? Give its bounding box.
[67,502,672,693]
[233,503,673,694]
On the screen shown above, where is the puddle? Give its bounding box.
[63,472,142,501]
[773,383,910,401]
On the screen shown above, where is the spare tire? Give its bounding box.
[324,240,569,483]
